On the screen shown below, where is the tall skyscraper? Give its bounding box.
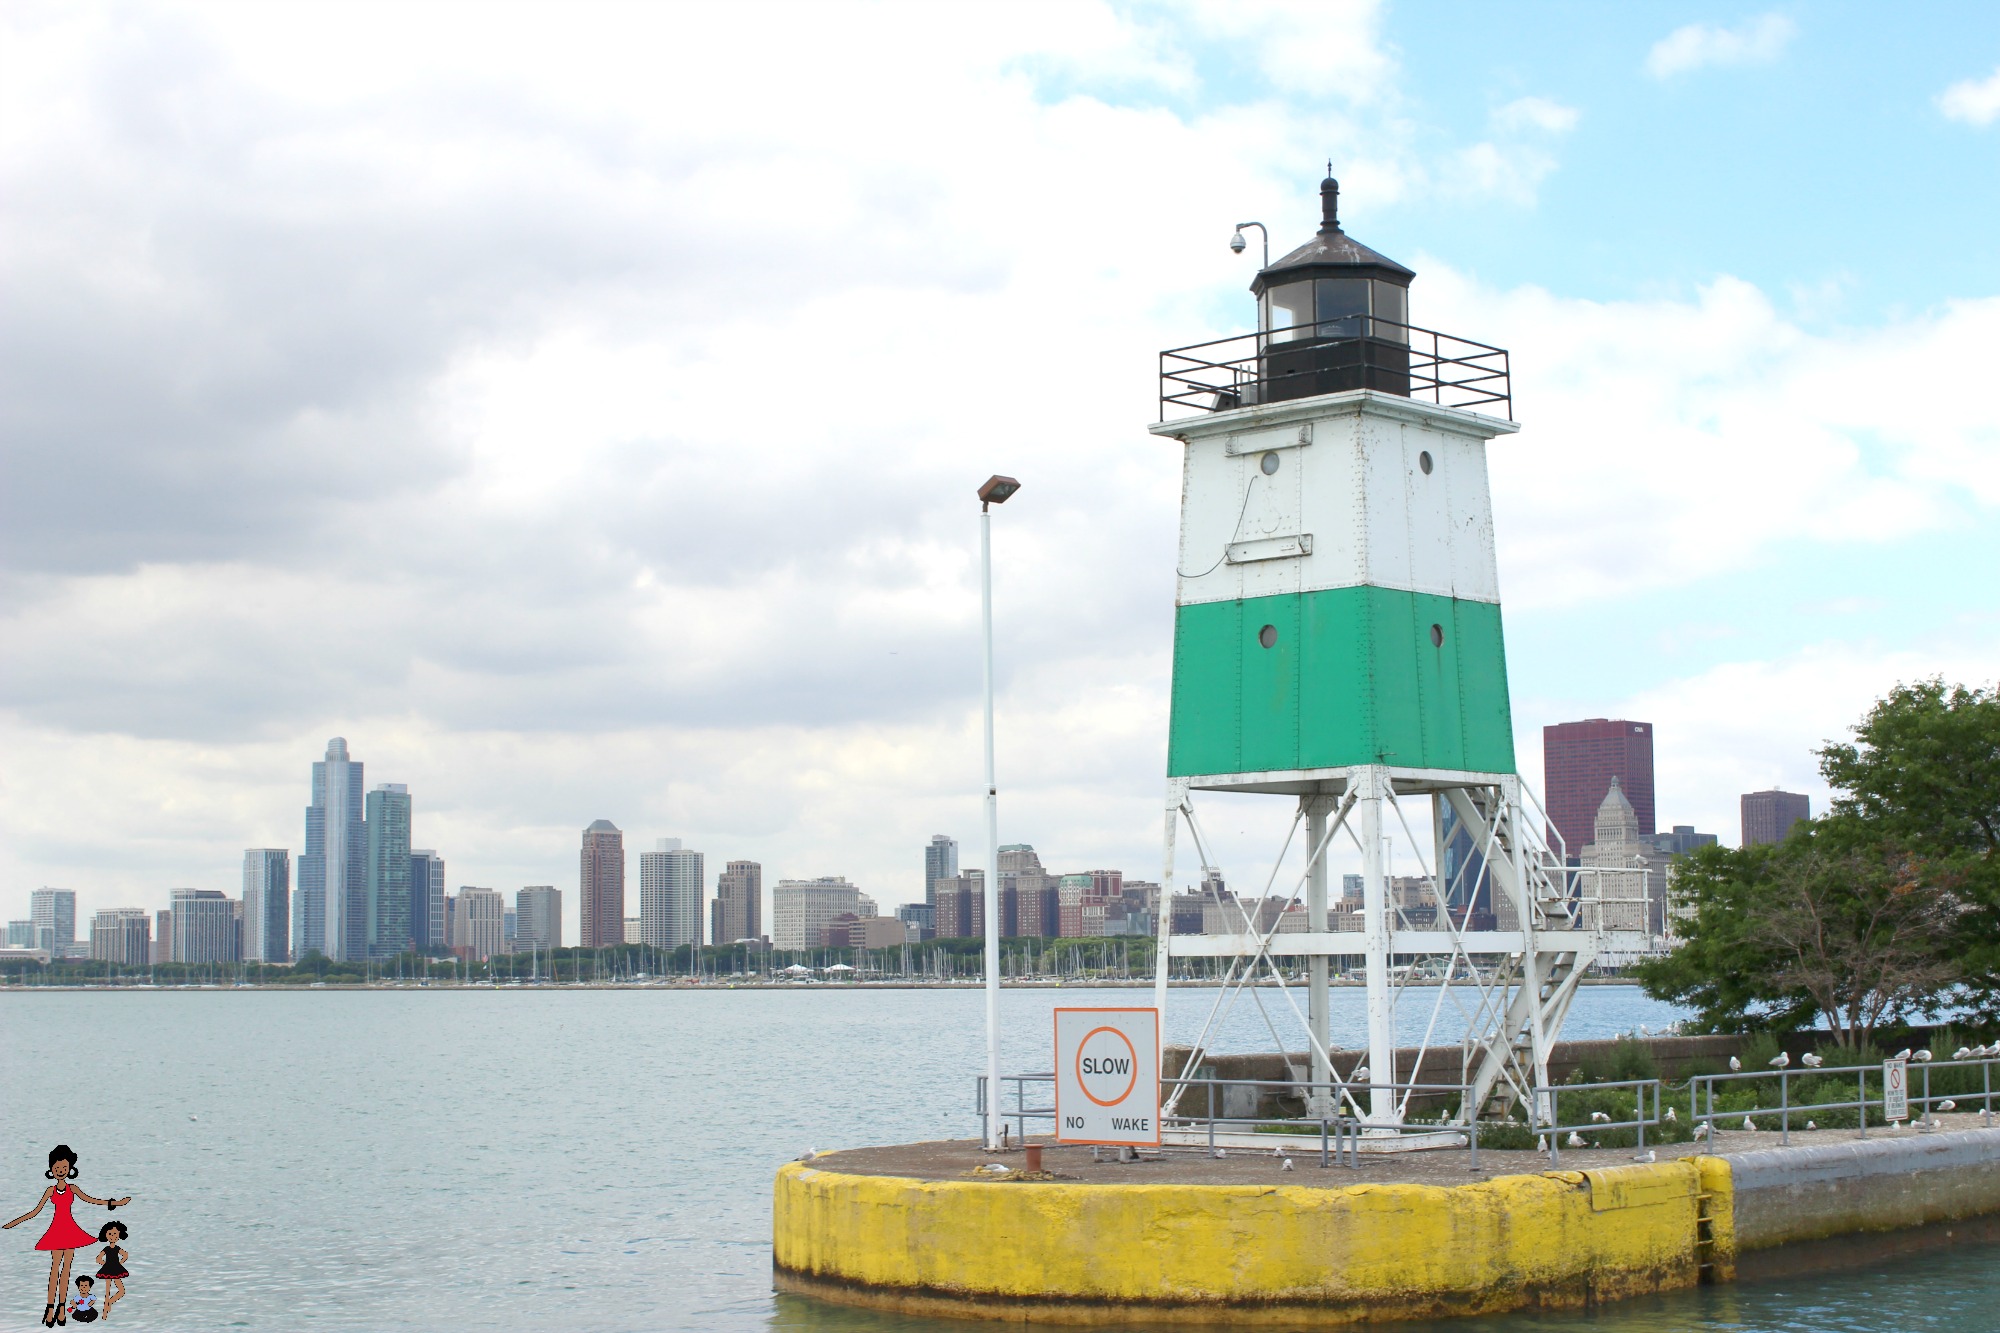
[300,737,366,961]
[517,886,562,952]
[639,837,705,949]
[579,820,626,948]
[171,889,240,964]
[241,849,291,963]
[29,889,76,954]
[924,835,959,906]
[1543,719,1655,858]
[89,909,151,966]
[1741,789,1811,847]
[365,783,413,958]
[409,850,447,954]
[712,860,763,944]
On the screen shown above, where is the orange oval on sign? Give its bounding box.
[1075,1026,1140,1108]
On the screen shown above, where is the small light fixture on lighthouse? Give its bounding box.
[1231,221,1268,268]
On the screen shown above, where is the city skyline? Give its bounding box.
[5,7,1997,938]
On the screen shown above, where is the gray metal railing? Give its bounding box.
[1533,1077,1662,1167]
[977,1052,2000,1174]
[1691,1054,1997,1146]
[978,1072,1487,1170]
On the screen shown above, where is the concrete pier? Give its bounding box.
[772,1126,2000,1324]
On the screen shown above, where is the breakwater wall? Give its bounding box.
[772,1127,2000,1325]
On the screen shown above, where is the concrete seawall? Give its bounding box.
[1729,1129,2000,1251]
[773,1128,2000,1324]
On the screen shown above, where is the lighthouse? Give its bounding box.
[1149,176,1646,1131]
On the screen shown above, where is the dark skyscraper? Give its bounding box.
[241,848,291,963]
[365,783,412,958]
[410,850,446,954]
[1543,719,1655,858]
[580,819,626,948]
[1741,789,1811,847]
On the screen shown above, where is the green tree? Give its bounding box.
[1636,825,1957,1044]
[1634,842,1816,1035]
[1817,679,2000,1018]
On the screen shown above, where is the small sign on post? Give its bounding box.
[1883,1057,1909,1122]
[1054,1007,1160,1147]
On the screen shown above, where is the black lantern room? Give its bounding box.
[1251,174,1414,402]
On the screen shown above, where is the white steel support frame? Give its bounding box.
[1150,764,1651,1131]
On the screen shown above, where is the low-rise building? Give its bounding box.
[771,877,874,950]
[90,908,151,966]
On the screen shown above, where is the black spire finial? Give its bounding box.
[1319,169,1340,234]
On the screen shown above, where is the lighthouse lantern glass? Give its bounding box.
[1372,281,1408,342]
[1264,282,1313,343]
[1314,278,1369,338]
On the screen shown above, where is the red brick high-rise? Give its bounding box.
[1542,720,1654,858]
[579,819,625,948]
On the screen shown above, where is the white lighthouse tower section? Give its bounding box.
[1172,394,1507,615]
[1151,405,1652,1139]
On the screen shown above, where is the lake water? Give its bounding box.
[2,985,1993,1331]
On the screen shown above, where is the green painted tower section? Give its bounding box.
[1151,392,1520,785]
[1167,586,1514,778]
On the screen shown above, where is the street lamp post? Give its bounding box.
[977,473,1020,1151]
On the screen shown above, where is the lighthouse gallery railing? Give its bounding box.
[1160,317,1512,422]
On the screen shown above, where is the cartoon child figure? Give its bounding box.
[93,1222,130,1319]
[3,1146,131,1328]
[67,1277,99,1324]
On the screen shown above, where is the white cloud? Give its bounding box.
[1573,640,2000,844]
[1645,13,1796,79]
[1939,65,2000,126]
[2,0,1993,941]
[1417,269,2000,610]
[1491,95,1580,135]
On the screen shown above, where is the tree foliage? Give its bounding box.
[1818,678,2000,1017]
[1640,677,1997,1034]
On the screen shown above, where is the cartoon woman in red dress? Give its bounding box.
[4,1147,131,1328]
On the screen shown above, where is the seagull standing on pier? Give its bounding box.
[1770,1052,1791,1068]
[1802,1053,1823,1068]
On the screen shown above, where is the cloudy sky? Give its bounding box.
[5,1,1998,938]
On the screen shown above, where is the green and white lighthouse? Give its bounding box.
[1148,177,1648,1131]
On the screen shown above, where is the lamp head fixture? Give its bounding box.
[978,475,1021,508]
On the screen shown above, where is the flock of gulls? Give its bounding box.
[1539,1044,1996,1155]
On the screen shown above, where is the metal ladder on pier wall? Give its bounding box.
[1693,1188,1722,1284]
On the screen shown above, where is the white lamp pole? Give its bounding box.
[977,474,1020,1151]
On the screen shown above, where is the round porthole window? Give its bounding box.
[1260,451,1280,476]
[1258,624,1278,649]
[1419,450,1433,475]
[1429,623,1444,647]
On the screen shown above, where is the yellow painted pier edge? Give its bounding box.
[772,1158,1728,1326]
